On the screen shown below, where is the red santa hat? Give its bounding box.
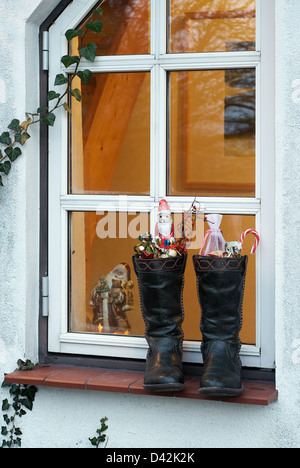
[158,199,171,214]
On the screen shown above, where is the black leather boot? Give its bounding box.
[132,254,187,392]
[193,255,248,397]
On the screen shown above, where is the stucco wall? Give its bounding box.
[0,0,300,448]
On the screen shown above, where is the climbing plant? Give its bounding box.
[89,417,109,448]
[1,360,38,448]
[0,3,104,187]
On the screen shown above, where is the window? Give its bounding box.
[47,0,275,368]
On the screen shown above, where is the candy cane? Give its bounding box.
[239,229,260,254]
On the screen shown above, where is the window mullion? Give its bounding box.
[151,0,167,201]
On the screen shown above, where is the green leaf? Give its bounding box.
[89,437,98,446]
[42,113,56,127]
[8,119,21,132]
[93,7,103,16]
[48,90,60,101]
[79,42,97,62]
[61,55,80,68]
[4,146,22,163]
[0,132,11,145]
[4,147,22,162]
[2,399,10,411]
[21,398,33,411]
[63,102,72,114]
[15,132,30,146]
[65,29,83,42]
[77,69,92,85]
[0,175,3,187]
[37,105,48,114]
[54,74,68,86]
[14,437,22,447]
[70,88,82,102]
[86,19,103,34]
[0,161,12,175]
[1,426,8,436]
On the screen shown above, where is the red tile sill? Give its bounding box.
[4,365,278,406]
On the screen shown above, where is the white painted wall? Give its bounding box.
[0,0,300,448]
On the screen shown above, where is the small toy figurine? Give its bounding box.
[155,199,175,252]
[225,241,243,257]
[90,263,133,334]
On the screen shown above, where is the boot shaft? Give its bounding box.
[193,255,248,344]
[132,254,187,339]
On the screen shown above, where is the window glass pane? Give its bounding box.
[168,0,256,53]
[70,72,151,195]
[168,69,255,197]
[72,0,151,56]
[70,212,255,345]
[69,212,150,336]
[183,214,256,345]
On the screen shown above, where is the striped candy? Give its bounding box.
[239,229,260,254]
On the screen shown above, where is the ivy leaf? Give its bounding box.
[93,7,103,16]
[21,398,33,411]
[54,74,68,86]
[48,90,60,101]
[61,55,80,69]
[5,146,22,162]
[37,105,48,114]
[15,132,30,146]
[79,42,97,62]
[89,437,98,446]
[8,119,21,132]
[86,19,103,34]
[2,399,10,411]
[77,69,92,85]
[20,118,32,131]
[42,113,56,127]
[14,437,22,447]
[0,161,12,175]
[70,88,81,102]
[65,29,83,42]
[0,132,11,145]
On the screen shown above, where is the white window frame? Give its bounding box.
[48,0,275,369]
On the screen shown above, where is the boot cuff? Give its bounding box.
[193,255,247,272]
[133,253,187,274]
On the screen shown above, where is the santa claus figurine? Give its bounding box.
[155,199,176,252]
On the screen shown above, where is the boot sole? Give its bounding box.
[143,383,185,393]
[198,386,244,397]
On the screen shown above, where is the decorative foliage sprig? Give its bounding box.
[89,417,109,448]
[0,3,104,187]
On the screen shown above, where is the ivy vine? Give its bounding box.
[1,360,38,448]
[89,417,109,448]
[0,3,104,187]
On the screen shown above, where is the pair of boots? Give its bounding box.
[132,253,247,397]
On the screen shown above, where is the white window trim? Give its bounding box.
[48,0,275,369]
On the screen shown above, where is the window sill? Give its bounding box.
[4,365,278,406]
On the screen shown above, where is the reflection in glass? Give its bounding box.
[72,0,151,57]
[168,69,256,197]
[70,72,150,195]
[69,212,150,336]
[168,0,256,53]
